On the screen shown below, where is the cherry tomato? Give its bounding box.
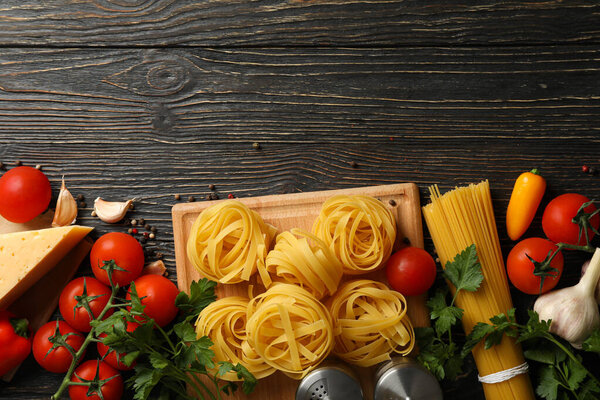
[96,321,139,371]
[542,193,599,246]
[59,277,113,333]
[507,237,564,295]
[385,247,437,297]
[0,311,32,376]
[126,275,179,327]
[0,166,51,223]
[69,360,123,400]
[33,320,85,373]
[90,232,144,287]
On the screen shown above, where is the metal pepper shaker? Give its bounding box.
[296,363,364,400]
[373,357,443,400]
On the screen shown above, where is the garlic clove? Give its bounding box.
[93,197,134,224]
[142,260,167,276]
[51,178,78,227]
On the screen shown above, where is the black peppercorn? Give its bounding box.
[174,194,181,201]
[388,199,397,207]
[151,226,157,233]
[210,193,219,200]
[188,196,195,202]
[208,184,215,190]
[140,237,147,244]
[139,218,145,225]
[589,167,597,176]
[145,224,151,231]
[252,142,261,150]
[80,201,87,208]
[15,160,22,166]
[77,194,84,201]
[350,161,358,168]
[0,162,4,170]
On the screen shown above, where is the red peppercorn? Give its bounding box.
[143,232,149,238]
[228,193,234,199]
[582,165,590,173]
[132,228,138,234]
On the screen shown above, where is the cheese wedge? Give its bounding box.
[0,225,93,309]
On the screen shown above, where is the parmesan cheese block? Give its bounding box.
[0,225,93,309]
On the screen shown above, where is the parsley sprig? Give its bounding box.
[465,309,600,400]
[415,244,484,381]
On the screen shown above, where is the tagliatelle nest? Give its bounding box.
[264,228,343,299]
[186,200,277,284]
[327,279,414,367]
[245,283,334,380]
[312,195,396,275]
[195,296,275,381]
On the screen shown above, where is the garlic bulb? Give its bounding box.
[93,197,134,223]
[534,247,600,348]
[51,178,78,227]
[581,259,600,303]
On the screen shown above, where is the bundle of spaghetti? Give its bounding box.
[264,228,343,299]
[246,283,334,379]
[195,297,275,381]
[327,279,414,367]
[312,195,396,275]
[186,200,277,284]
[422,181,535,400]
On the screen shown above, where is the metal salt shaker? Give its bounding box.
[373,357,443,400]
[296,363,364,400]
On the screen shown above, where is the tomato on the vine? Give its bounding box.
[542,193,599,246]
[507,237,564,295]
[126,275,179,327]
[90,232,144,287]
[0,166,52,223]
[96,321,139,371]
[59,277,113,333]
[69,360,123,400]
[32,320,85,373]
[385,247,437,297]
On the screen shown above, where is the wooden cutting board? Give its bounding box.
[172,183,429,400]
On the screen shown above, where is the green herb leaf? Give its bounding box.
[443,244,483,293]
[175,279,217,317]
[462,322,494,357]
[566,356,587,391]
[536,365,560,400]
[582,329,600,353]
[524,347,558,365]
[131,366,163,400]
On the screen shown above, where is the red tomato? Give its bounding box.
[90,232,144,287]
[0,311,32,376]
[69,360,123,400]
[385,247,437,297]
[96,321,139,371]
[0,166,51,223]
[507,237,564,295]
[126,275,179,327]
[542,193,599,246]
[33,320,85,373]
[59,277,113,333]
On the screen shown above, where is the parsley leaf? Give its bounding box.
[582,330,600,353]
[537,365,560,400]
[175,278,217,317]
[443,244,483,293]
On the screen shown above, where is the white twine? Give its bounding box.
[478,362,529,384]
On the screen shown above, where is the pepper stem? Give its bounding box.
[530,168,540,175]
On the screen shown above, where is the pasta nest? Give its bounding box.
[264,228,343,299]
[187,200,277,284]
[246,283,334,380]
[312,195,396,275]
[195,297,275,381]
[327,279,414,367]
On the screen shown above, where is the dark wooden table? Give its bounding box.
[1,1,599,399]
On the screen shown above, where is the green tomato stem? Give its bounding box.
[51,284,118,400]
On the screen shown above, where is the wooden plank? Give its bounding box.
[173,183,426,400]
[0,1,597,46]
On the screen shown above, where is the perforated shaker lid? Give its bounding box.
[296,365,364,400]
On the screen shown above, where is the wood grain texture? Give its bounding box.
[173,183,425,400]
[0,0,598,46]
[0,44,598,400]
